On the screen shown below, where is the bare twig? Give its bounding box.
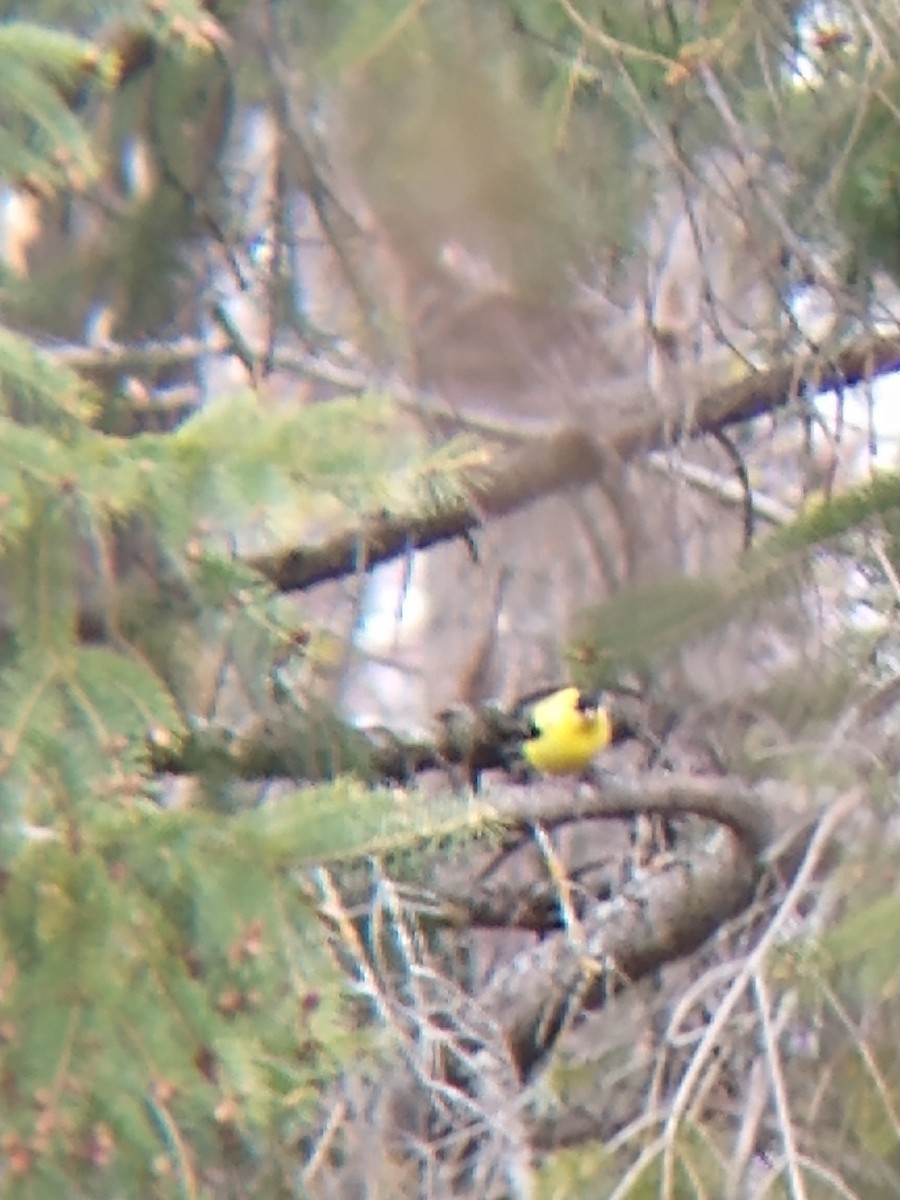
[753,973,807,1200]
[661,791,858,1149]
[48,334,373,396]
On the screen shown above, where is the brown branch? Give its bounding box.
[488,772,774,858]
[518,794,854,1142]
[483,826,760,1081]
[248,428,613,592]
[250,334,900,592]
[437,775,773,938]
[480,784,852,1083]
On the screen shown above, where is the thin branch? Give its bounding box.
[754,973,807,1200]
[711,426,756,549]
[661,792,858,1141]
[51,337,213,373]
[49,337,370,391]
[644,450,794,526]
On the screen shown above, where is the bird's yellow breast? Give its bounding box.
[521,686,612,775]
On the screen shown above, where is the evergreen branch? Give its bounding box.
[147,701,535,788]
[250,333,900,592]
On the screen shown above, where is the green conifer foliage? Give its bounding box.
[0,14,477,1196]
[4,2,900,1198]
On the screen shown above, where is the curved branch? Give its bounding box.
[487,773,774,859]
[483,826,760,1080]
[711,427,755,549]
[479,784,854,1083]
[521,793,855,1138]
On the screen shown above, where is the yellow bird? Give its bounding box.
[518,686,614,776]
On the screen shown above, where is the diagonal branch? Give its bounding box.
[481,788,851,1083]
[249,334,900,592]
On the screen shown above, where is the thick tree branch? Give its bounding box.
[485,773,774,858]
[480,786,851,1082]
[521,794,855,1149]
[484,829,757,1081]
[437,776,772,937]
[249,334,900,592]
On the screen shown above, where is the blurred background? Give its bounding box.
[4,2,900,1196]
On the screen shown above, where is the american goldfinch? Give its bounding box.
[518,686,615,776]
